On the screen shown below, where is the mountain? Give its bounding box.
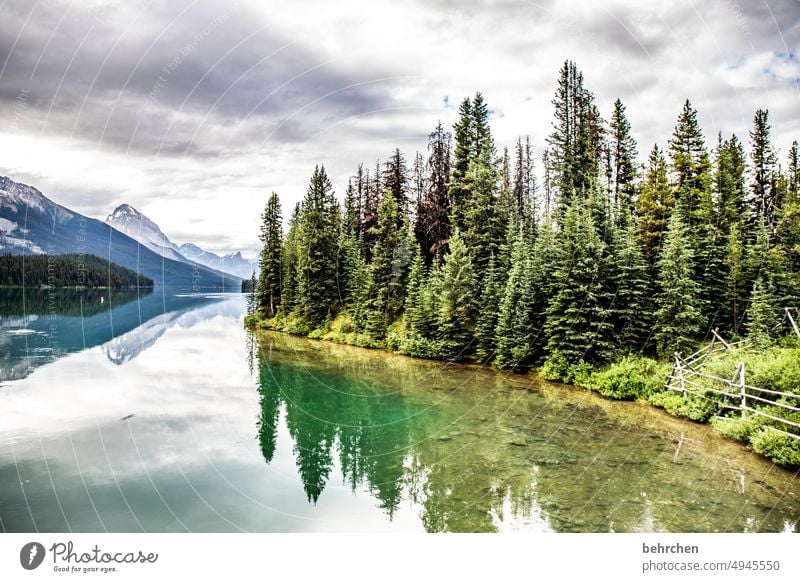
[0,176,240,290]
[105,204,186,263]
[105,204,257,279]
[179,243,258,279]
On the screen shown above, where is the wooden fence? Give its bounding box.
[665,328,800,441]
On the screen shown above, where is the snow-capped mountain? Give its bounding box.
[0,176,58,254]
[105,204,257,279]
[105,203,186,263]
[0,175,240,290]
[179,243,258,279]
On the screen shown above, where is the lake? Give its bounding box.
[1,290,798,532]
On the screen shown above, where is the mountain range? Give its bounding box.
[105,203,258,279]
[0,176,242,290]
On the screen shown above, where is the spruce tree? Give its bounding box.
[636,144,674,266]
[788,141,799,206]
[653,211,704,357]
[715,134,747,232]
[436,230,476,358]
[668,100,712,230]
[608,222,650,351]
[608,99,638,222]
[257,192,282,317]
[404,247,425,337]
[723,224,746,333]
[746,276,778,348]
[416,122,451,262]
[495,232,536,371]
[545,202,614,365]
[280,203,302,315]
[748,109,778,231]
[547,60,604,216]
[450,98,474,229]
[384,148,409,219]
[296,165,340,328]
[474,254,503,362]
[365,193,405,338]
[462,144,504,281]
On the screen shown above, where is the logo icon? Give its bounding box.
[20,542,46,570]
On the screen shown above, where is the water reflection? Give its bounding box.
[252,331,800,533]
[0,291,798,533]
[0,288,224,381]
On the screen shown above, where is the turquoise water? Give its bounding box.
[1,291,798,532]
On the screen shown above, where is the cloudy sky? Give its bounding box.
[1,0,798,256]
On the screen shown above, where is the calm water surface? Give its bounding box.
[1,290,798,532]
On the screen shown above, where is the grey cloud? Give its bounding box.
[0,0,399,157]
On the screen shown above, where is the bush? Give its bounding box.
[540,351,572,382]
[399,337,450,359]
[582,356,668,400]
[749,427,800,469]
[710,415,767,442]
[648,390,717,422]
[385,317,406,352]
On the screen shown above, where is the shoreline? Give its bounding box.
[244,312,800,473]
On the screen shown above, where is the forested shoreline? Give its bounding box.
[0,253,154,289]
[246,61,800,467]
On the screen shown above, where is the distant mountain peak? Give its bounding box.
[180,242,257,279]
[107,203,153,225]
[106,203,185,262]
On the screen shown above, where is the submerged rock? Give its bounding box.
[509,435,528,446]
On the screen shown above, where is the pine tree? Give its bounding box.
[788,141,799,207]
[384,148,409,218]
[450,98,474,229]
[436,230,476,358]
[635,144,674,265]
[723,223,746,333]
[416,122,451,262]
[668,100,712,230]
[404,247,425,336]
[461,144,504,281]
[715,134,747,232]
[280,203,302,314]
[256,192,282,317]
[474,254,503,362]
[746,276,778,348]
[547,61,604,216]
[545,202,614,365]
[748,109,778,231]
[296,165,340,327]
[495,232,535,371]
[365,193,405,338]
[653,211,704,357]
[608,222,650,351]
[608,99,638,223]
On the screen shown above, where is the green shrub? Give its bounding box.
[744,348,800,397]
[648,390,717,422]
[710,415,767,442]
[399,337,450,359]
[582,356,669,400]
[540,351,571,382]
[749,427,800,469]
